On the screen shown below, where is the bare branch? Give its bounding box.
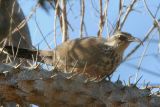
[53,0,59,47]
[155,3,160,17]
[137,33,154,71]
[97,0,103,38]
[143,0,160,53]
[12,3,39,35]
[35,15,51,49]
[115,0,124,31]
[80,0,85,38]
[61,0,68,42]
[97,0,109,37]
[0,64,159,107]
[123,25,155,61]
[120,0,138,30]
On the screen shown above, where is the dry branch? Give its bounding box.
[80,0,85,38]
[119,0,138,30]
[53,0,59,47]
[0,64,159,107]
[61,0,68,42]
[97,0,109,37]
[115,0,123,31]
[123,25,155,61]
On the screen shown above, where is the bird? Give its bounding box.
[1,31,142,82]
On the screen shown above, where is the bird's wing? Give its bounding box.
[54,37,109,68]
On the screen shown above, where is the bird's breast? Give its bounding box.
[97,50,122,76]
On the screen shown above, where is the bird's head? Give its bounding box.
[105,31,142,52]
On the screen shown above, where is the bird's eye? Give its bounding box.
[118,35,127,41]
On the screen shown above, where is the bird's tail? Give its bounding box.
[0,46,54,65]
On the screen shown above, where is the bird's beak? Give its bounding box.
[128,36,143,45]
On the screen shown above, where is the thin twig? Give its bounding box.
[80,0,85,38]
[143,0,160,31]
[97,0,109,37]
[120,0,138,30]
[53,1,59,47]
[155,3,160,17]
[143,0,156,21]
[13,37,22,62]
[7,5,34,48]
[8,0,16,41]
[147,85,160,89]
[97,0,103,38]
[126,63,160,77]
[35,30,54,47]
[116,0,124,31]
[61,0,68,42]
[12,3,40,35]
[123,25,155,61]
[70,60,78,73]
[134,32,154,82]
[143,0,160,53]
[50,1,74,32]
[137,33,154,71]
[91,0,100,14]
[35,14,51,49]
[126,53,159,61]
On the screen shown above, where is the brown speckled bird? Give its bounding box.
[1,32,142,82]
